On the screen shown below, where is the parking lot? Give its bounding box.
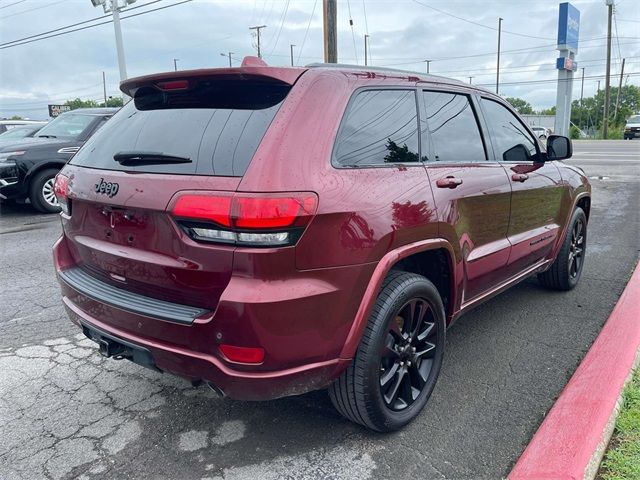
[0,139,638,480]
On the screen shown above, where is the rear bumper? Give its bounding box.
[62,296,348,400]
[53,234,368,400]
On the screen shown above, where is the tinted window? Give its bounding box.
[70,84,288,177]
[422,91,485,162]
[35,114,95,140]
[334,89,419,167]
[481,98,538,162]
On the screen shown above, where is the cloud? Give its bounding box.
[0,0,637,118]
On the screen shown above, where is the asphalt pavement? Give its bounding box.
[1,140,638,479]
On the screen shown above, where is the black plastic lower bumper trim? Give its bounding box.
[59,266,208,325]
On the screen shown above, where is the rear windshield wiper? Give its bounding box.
[113,151,192,166]
[37,134,57,138]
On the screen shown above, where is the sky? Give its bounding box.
[0,0,638,119]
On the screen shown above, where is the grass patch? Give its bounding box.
[599,368,640,480]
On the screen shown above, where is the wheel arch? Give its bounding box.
[339,238,457,360]
[25,161,66,188]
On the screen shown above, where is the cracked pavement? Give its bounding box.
[0,140,638,479]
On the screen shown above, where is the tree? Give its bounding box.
[103,97,123,108]
[9,115,23,120]
[64,97,124,109]
[506,97,534,115]
[570,85,640,131]
[64,98,100,110]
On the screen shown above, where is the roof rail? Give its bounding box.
[305,62,462,83]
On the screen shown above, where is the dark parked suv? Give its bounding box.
[53,58,591,431]
[0,108,117,212]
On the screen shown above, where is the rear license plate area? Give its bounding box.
[82,323,161,372]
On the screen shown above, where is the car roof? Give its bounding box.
[0,119,46,125]
[61,107,120,116]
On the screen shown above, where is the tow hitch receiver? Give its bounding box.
[81,322,161,372]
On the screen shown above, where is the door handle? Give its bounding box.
[512,173,529,182]
[436,176,463,189]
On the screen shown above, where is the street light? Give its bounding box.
[220,52,233,67]
[90,0,136,82]
[424,59,431,74]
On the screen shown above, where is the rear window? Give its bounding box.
[70,81,289,177]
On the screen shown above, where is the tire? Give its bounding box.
[329,271,446,432]
[29,168,61,213]
[538,207,587,290]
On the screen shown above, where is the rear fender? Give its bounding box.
[338,238,456,360]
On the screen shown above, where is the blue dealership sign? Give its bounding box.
[557,2,580,52]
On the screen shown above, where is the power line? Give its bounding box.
[1,0,165,48]
[297,0,318,64]
[362,0,369,34]
[0,0,27,10]
[267,0,290,54]
[410,0,555,41]
[0,0,192,50]
[0,0,65,20]
[476,71,639,88]
[346,0,359,64]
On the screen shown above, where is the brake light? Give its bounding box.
[219,344,265,364]
[54,173,70,215]
[173,194,232,227]
[170,192,318,247]
[156,79,189,91]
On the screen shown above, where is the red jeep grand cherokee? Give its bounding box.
[53,57,590,431]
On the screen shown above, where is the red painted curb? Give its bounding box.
[509,262,640,480]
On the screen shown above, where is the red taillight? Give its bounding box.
[173,194,232,227]
[54,173,70,215]
[234,195,317,229]
[156,79,189,91]
[169,191,317,247]
[219,344,265,364]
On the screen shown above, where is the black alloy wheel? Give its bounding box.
[329,271,446,432]
[380,298,438,411]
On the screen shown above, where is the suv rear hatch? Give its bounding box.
[58,64,305,313]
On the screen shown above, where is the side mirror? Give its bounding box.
[546,135,572,160]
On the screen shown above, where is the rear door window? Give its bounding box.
[333,89,420,167]
[422,91,486,162]
[70,82,289,177]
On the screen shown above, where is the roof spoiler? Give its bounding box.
[120,56,306,97]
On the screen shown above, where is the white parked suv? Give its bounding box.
[531,126,551,140]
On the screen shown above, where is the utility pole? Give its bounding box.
[496,17,503,94]
[91,0,132,82]
[249,25,267,58]
[468,76,474,84]
[424,59,431,74]
[614,57,625,121]
[580,67,585,129]
[603,0,614,138]
[102,71,107,106]
[173,58,179,71]
[220,52,233,67]
[323,0,337,63]
[364,34,370,66]
[290,44,295,66]
[111,1,127,81]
